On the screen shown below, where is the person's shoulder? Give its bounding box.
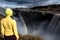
[1,18,5,22]
[1,18,6,24]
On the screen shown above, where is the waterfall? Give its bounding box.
[46,14,60,34]
[19,14,28,34]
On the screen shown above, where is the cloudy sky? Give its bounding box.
[0,0,60,8]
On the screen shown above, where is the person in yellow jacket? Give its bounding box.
[1,8,19,40]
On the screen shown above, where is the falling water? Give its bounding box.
[46,14,60,35]
[19,14,28,34]
[13,15,27,35]
[46,15,59,33]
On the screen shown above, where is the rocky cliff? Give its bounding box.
[14,4,60,14]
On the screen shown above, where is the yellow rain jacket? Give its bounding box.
[1,16,19,39]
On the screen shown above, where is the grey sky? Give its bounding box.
[0,0,60,8]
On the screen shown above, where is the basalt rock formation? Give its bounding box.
[14,4,60,14]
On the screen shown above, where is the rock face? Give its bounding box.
[31,4,60,13]
[31,5,60,12]
[14,4,60,14]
